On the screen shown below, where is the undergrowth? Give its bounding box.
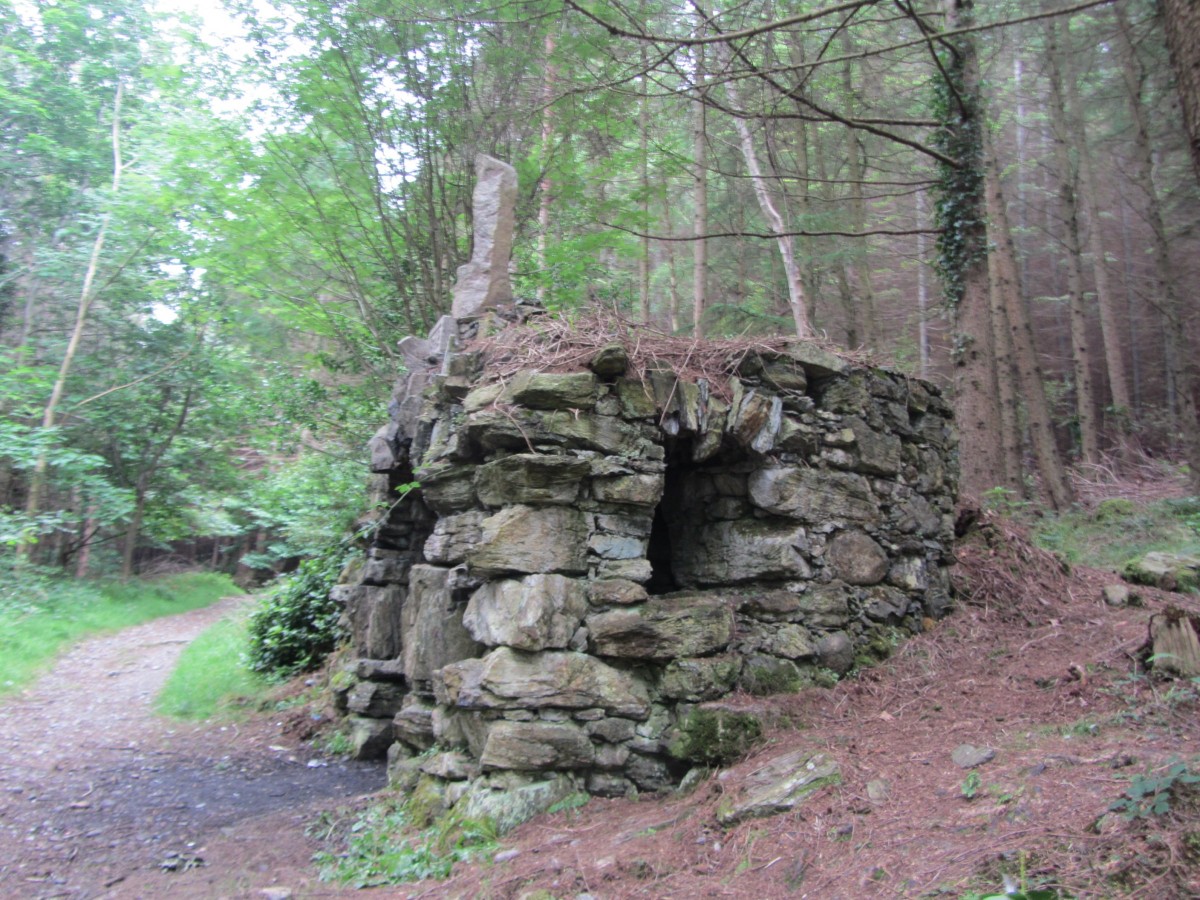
[247,542,353,677]
[311,796,498,887]
[0,567,236,696]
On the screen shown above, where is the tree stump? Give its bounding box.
[1148,607,1200,678]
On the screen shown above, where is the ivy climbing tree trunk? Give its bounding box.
[937,0,1005,506]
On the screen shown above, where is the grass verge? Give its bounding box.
[155,609,268,719]
[0,568,237,697]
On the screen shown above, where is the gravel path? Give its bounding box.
[0,595,385,899]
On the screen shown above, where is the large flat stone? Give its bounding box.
[475,454,589,506]
[467,505,589,576]
[586,593,734,659]
[716,750,841,825]
[437,647,651,719]
[748,467,878,524]
[507,370,598,410]
[676,519,812,585]
[480,721,595,770]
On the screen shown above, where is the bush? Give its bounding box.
[247,542,352,677]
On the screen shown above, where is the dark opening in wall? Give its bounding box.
[645,437,693,595]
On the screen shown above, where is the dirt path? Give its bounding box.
[0,596,385,900]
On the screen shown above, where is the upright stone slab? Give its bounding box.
[451,155,517,318]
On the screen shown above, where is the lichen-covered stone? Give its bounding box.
[735,621,816,660]
[346,680,406,718]
[437,647,652,719]
[815,631,855,674]
[590,343,629,377]
[826,530,889,585]
[423,511,484,565]
[463,574,587,651]
[539,410,645,455]
[347,715,394,760]
[455,772,580,834]
[658,656,743,702]
[748,467,877,523]
[468,505,588,576]
[715,750,841,825]
[507,370,598,410]
[592,473,664,506]
[587,593,734,659]
[394,695,437,750]
[739,655,805,695]
[341,584,405,659]
[480,721,595,770]
[475,454,589,506]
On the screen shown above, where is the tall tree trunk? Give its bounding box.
[537,31,557,307]
[638,34,652,323]
[20,82,125,559]
[692,37,708,337]
[941,0,1006,505]
[986,205,1024,497]
[1045,17,1100,465]
[840,35,877,348]
[788,44,821,330]
[984,137,1074,510]
[1160,0,1200,184]
[1116,5,1200,491]
[915,190,932,379]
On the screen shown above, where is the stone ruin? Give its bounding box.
[329,156,958,822]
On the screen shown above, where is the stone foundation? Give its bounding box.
[334,319,957,803]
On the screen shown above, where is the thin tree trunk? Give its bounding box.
[20,82,125,559]
[719,45,810,338]
[639,34,652,323]
[984,137,1074,510]
[537,31,557,306]
[692,35,708,337]
[841,35,877,348]
[1045,17,1100,465]
[915,190,931,378]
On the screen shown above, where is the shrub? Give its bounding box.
[247,542,353,676]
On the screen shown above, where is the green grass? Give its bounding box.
[0,568,237,697]
[155,610,268,719]
[1033,496,1200,571]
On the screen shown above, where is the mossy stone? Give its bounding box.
[667,708,763,765]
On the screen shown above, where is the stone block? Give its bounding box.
[401,565,482,683]
[587,593,734,659]
[507,370,598,409]
[463,574,588,651]
[437,647,651,719]
[423,511,484,566]
[826,530,889,585]
[481,721,595,770]
[658,656,743,702]
[748,466,878,524]
[475,453,589,506]
[591,473,664,507]
[468,505,589,576]
[677,519,812,585]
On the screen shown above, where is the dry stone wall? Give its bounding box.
[333,316,957,806]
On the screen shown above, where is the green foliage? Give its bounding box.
[930,31,986,310]
[1033,497,1200,571]
[246,542,353,677]
[0,568,234,695]
[961,770,982,800]
[546,792,591,815]
[312,797,498,887]
[1109,758,1200,820]
[155,609,266,719]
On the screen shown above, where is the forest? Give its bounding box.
[2,0,1199,580]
